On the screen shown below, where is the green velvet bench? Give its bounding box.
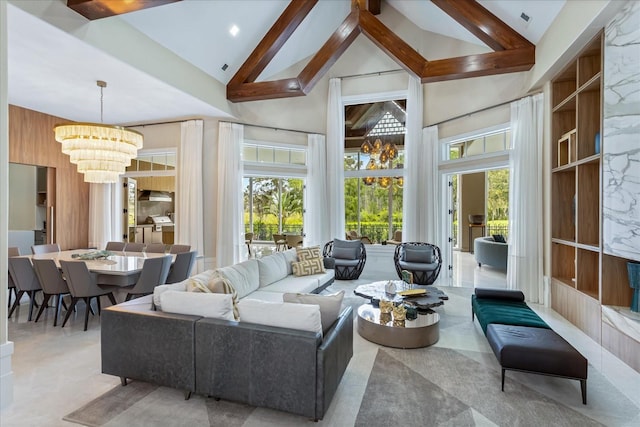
[472,288,588,404]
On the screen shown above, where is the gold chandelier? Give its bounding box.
[360,138,402,188]
[54,81,143,184]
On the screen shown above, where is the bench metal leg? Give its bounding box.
[580,379,587,405]
[120,377,128,386]
[501,368,505,391]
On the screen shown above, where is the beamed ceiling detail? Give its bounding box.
[228,0,535,102]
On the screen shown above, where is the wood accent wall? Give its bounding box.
[8,105,89,250]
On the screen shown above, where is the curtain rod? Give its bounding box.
[338,68,404,80]
[430,92,542,127]
[219,120,319,136]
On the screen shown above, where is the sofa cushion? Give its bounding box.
[492,234,507,243]
[296,246,322,262]
[244,289,286,302]
[185,271,240,320]
[153,270,215,309]
[218,259,259,299]
[282,249,297,275]
[404,245,434,263]
[283,291,344,333]
[331,239,361,260]
[257,252,289,287]
[398,260,438,272]
[259,274,320,294]
[160,290,235,320]
[237,299,322,336]
[292,258,325,277]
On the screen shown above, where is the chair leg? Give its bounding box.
[27,291,39,321]
[107,293,117,305]
[35,293,52,323]
[8,291,24,318]
[125,294,133,302]
[53,294,63,327]
[96,297,101,315]
[61,298,79,327]
[83,298,91,331]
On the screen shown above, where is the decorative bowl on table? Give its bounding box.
[468,214,485,225]
[71,250,113,260]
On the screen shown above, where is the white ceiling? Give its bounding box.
[7,0,565,125]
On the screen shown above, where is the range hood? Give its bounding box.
[138,191,172,202]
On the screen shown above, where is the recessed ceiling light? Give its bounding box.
[229,25,239,37]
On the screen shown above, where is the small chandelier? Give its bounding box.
[361,137,401,188]
[54,81,143,184]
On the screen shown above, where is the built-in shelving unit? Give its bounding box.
[550,30,639,372]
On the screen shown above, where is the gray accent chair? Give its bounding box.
[8,257,42,320]
[105,241,126,251]
[32,258,70,326]
[166,251,197,284]
[125,255,172,301]
[31,243,60,255]
[323,239,366,280]
[393,242,442,285]
[59,260,117,331]
[124,242,145,252]
[474,237,508,270]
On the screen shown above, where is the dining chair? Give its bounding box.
[285,234,303,249]
[124,242,145,252]
[169,244,191,254]
[144,243,167,253]
[32,258,70,326]
[165,251,197,284]
[245,232,254,256]
[31,243,60,255]
[125,255,172,301]
[8,257,43,321]
[273,234,286,252]
[7,247,20,309]
[59,260,117,331]
[105,241,126,251]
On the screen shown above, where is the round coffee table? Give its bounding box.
[354,281,446,348]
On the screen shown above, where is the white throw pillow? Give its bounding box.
[282,249,297,275]
[283,291,344,333]
[160,290,235,320]
[218,259,259,298]
[237,299,322,336]
[152,281,188,310]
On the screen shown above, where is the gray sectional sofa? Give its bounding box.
[101,249,353,421]
[474,236,508,270]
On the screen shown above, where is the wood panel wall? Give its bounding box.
[8,105,89,250]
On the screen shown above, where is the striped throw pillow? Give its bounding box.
[291,258,325,276]
[296,246,321,262]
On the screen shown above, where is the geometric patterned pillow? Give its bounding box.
[296,246,321,261]
[291,258,325,277]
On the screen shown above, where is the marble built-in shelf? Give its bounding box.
[602,305,640,343]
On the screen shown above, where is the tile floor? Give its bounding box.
[1,251,639,426]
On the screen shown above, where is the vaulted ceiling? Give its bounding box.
[7,0,567,124]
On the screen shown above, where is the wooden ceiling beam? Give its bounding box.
[430,0,532,51]
[368,0,381,15]
[298,12,360,94]
[421,47,535,82]
[66,0,181,20]
[359,9,426,78]
[228,0,318,86]
[227,79,304,103]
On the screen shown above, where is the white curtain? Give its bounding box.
[402,76,427,242]
[88,183,122,250]
[305,133,329,247]
[423,126,439,244]
[177,120,204,272]
[216,122,244,267]
[507,94,544,302]
[326,78,345,240]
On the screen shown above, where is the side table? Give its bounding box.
[468,224,486,254]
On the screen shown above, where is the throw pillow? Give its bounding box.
[331,239,361,260]
[404,245,434,263]
[160,290,235,320]
[237,299,323,336]
[291,258,325,276]
[184,271,240,320]
[492,234,507,243]
[283,291,344,333]
[296,246,321,262]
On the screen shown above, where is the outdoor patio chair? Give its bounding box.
[323,239,366,280]
[393,242,442,285]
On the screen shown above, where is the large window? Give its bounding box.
[343,99,405,242]
[243,177,304,241]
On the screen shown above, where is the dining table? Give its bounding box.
[23,249,175,287]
